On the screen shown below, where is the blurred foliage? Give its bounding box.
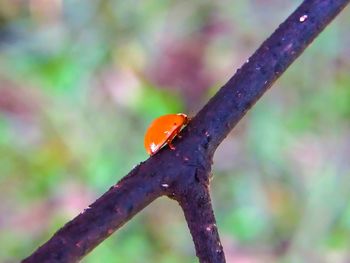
[0,1,350,262]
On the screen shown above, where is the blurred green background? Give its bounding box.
[1,1,350,262]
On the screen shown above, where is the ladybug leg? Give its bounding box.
[167,140,176,150]
[166,133,177,150]
[166,127,182,150]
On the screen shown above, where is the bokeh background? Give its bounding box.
[1,1,350,262]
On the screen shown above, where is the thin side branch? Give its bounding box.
[174,169,225,263]
[22,0,350,262]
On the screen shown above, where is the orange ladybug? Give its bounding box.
[144,113,188,155]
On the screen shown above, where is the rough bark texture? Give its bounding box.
[22,0,349,262]
[173,169,225,263]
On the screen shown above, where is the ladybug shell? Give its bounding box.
[144,113,188,155]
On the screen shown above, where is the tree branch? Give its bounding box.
[22,0,349,262]
[187,0,350,156]
[173,168,225,263]
[22,163,166,262]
